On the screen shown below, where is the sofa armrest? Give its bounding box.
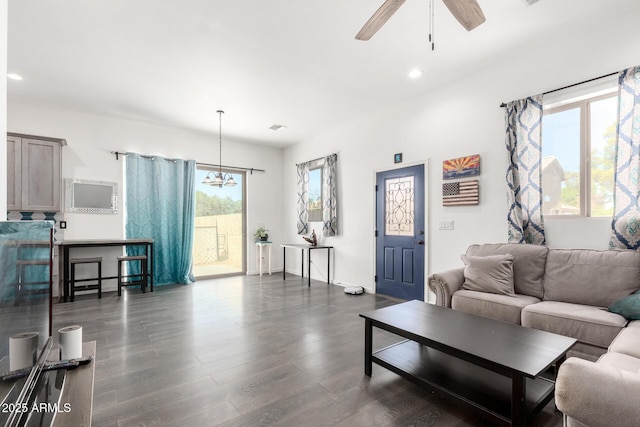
[556,357,640,427]
[427,268,464,308]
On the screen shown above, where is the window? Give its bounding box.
[192,166,246,278]
[308,166,323,222]
[542,82,617,217]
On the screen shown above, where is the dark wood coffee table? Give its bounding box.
[360,300,576,427]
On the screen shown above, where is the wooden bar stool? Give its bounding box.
[16,259,50,301]
[117,255,148,296]
[15,239,51,301]
[69,257,103,302]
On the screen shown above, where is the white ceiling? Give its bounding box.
[7,0,640,147]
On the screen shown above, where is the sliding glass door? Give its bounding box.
[193,166,246,278]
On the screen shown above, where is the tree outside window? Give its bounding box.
[308,167,323,222]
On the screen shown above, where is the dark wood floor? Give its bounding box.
[53,274,563,427]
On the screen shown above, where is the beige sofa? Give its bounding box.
[555,321,640,427]
[428,243,640,427]
[427,243,640,360]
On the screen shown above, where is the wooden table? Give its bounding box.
[360,301,576,427]
[0,341,96,426]
[281,243,333,286]
[52,341,96,427]
[56,239,154,302]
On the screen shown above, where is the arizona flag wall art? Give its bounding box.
[442,180,479,206]
[443,154,480,179]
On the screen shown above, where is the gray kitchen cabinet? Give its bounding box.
[7,135,21,210]
[7,133,66,211]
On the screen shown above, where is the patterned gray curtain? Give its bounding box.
[610,66,640,249]
[505,95,546,244]
[296,162,310,234]
[322,153,338,236]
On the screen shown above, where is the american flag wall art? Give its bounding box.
[442,180,479,206]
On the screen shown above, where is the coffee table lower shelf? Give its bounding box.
[373,340,555,426]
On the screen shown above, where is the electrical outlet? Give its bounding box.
[438,220,454,231]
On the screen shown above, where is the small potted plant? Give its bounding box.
[254,227,269,241]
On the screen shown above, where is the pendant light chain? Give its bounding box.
[201,109,238,188]
[218,110,224,177]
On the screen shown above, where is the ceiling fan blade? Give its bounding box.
[355,0,407,41]
[441,0,486,31]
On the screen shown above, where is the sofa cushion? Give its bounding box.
[609,327,640,359]
[466,243,547,298]
[609,290,640,320]
[628,320,640,329]
[452,290,540,324]
[461,254,515,295]
[543,249,640,307]
[556,357,640,427]
[522,301,627,349]
[597,352,640,373]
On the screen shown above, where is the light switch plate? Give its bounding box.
[438,220,454,231]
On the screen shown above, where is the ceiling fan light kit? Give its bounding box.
[356,0,486,47]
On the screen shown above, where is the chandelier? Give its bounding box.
[202,110,237,188]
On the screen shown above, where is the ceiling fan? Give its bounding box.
[355,0,485,41]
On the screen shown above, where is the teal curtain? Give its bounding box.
[125,153,196,285]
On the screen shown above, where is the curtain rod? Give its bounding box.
[196,162,265,174]
[499,70,619,108]
[111,151,265,174]
[296,153,336,166]
[297,156,323,166]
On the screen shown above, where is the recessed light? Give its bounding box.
[269,124,287,131]
[7,73,23,81]
[408,69,422,79]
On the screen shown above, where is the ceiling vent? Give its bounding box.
[269,124,286,131]
[521,0,540,6]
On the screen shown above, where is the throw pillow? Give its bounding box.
[608,290,640,320]
[461,254,515,296]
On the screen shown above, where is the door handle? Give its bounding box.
[416,240,424,245]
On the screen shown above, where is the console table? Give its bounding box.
[360,300,576,427]
[56,239,154,302]
[281,244,332,287]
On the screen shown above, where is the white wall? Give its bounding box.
[283,8,640,294]
[8,102,284,290]
[0,0,7,214]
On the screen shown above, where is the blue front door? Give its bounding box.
[375,165,425,301]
